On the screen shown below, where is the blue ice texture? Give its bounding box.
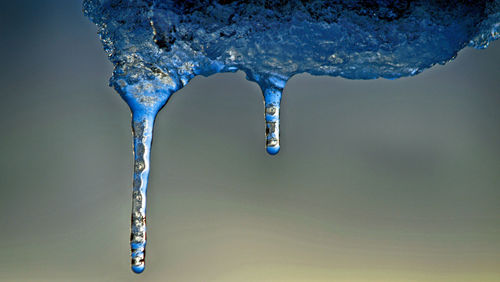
[84,0,499,94]
[83,0,500,274]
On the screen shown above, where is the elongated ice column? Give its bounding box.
[129,115,150,274]
[83,0,500,273]
[118,79,174,273]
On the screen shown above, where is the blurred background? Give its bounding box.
[0,1,499,281]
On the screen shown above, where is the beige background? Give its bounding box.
[0,1,499,281]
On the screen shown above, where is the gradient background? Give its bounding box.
[0,1,499,281]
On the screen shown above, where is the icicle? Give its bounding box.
[263,87,282,155]
[262,76,286,155]
[129,111,154,274]
[118,82,173,274]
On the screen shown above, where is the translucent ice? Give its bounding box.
[83,0,500,273]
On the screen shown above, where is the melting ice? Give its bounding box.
[83,0,500,273]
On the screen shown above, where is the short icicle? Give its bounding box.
[118,82,173,274]
[262,77,285,155]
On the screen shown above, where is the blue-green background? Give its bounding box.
[0,1,499,281]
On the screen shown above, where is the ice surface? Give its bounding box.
[84,0,500,94]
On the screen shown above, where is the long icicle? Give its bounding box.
[130,110,157,273]
[119,82,173,273]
